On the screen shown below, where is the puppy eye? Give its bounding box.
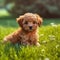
[33,21,37,24]
[24,21,28,24]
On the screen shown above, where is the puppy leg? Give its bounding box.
[3,34,14,44]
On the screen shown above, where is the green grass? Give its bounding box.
[0,22,60,60]
[0,18,60,27]
[0,9,10,17]
[0,18,18,27]
[0,9,60,60]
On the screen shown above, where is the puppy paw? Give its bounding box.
[36,42,40,47]
[2,37,8,44]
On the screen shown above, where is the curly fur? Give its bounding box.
[3,13,43,46]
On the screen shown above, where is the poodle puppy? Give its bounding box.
[3,13,43,46]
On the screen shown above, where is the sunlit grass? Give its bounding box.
[0,24,60,60]
[0,8,60,60]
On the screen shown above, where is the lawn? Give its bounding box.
[0,17,60,60]
[0,18,60,27]
[0,9,60,60]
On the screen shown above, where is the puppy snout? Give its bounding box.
[29,26,32,30]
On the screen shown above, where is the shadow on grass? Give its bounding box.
[0,16,18,27]
[0,16,16,19]
[4,43,21,55]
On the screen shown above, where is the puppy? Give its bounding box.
[3,13,43,46]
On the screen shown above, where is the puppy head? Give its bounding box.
[17,13,43,32]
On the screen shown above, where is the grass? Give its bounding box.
[0,9,10,17]
[0,18,60,27]
[0,9,60,60]
[0,20,60,60]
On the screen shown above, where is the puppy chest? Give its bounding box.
[29,34,37,41]
[18,32,38,43]
[18,34,29,41]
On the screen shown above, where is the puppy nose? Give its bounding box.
[29,26,32,30]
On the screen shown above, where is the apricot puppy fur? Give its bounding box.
[3,13,43,46]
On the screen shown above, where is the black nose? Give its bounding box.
[29,26,32,30]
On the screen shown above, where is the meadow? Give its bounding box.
[0,8,60,60]
[0,17,60,60]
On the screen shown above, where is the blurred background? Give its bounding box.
[0,0,60,27]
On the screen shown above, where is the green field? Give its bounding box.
[0,18,60,60]
[0,18,60,27]
[0,9,60,60]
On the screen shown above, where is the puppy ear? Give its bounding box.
[16,16,24,27]
[35,14,43,27]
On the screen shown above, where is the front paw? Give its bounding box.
[36,42,40,46]
[2,37,8,44]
